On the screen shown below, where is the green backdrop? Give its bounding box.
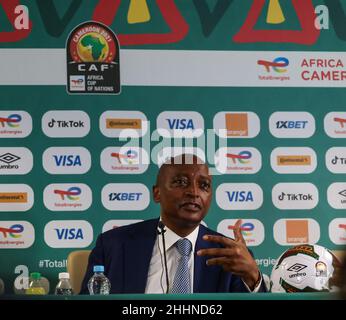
[0,0,345,293]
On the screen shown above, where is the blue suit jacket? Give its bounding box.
[80,218,267,294]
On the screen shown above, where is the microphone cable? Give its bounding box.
[158,221,169,293]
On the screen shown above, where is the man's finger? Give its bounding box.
[202,234,236,247]
[233,219,246,244]
[197,247,234,257]
[206,257,232,267]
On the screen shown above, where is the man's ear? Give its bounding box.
[152,185,160,203]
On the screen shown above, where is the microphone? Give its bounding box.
[157,221,169,293]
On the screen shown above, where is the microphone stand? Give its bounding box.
[158,221,169,293]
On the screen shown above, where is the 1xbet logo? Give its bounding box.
[276,121,308,129]
[108,193,142,201]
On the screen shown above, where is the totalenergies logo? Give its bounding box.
[0,224,24,238]
[226,151,252,164]
[54,187,81,201]
[0,114,21,128]
[228,222,254,236]
[334,117,346,128]
[339,224,346,232]
[70,78,84,86]
[257,57,289,73]
[111,149,138,164]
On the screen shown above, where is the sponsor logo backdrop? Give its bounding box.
[0,1,345,293]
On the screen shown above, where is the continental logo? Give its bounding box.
[0,192,27,203]
[277,155,311,166]
[106,118,142,129]
[271,147,317,174]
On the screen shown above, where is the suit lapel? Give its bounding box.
[193,226,221,293]
[123,219,158,293]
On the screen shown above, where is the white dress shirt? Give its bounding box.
[145,224,199,293]
[144,223,262,293]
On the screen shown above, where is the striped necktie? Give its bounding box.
[171,238,192,294]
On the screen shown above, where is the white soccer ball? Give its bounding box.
[270,244,340,292]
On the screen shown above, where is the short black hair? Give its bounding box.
[155,154,207,186]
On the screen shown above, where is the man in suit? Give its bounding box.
[80,154,266,293]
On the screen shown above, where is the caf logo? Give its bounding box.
[66,21,120,94]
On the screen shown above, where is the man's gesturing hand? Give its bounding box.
[197,219,261,290]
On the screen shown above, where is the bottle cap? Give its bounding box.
[30,272,41,280]
[93,265,104,272]
[58,272,70,279]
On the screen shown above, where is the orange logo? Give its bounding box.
[225,113,248,137]
[277,155,311,166]
[286,220,309,243]
[0,193,27,203]
[106,118,142,129]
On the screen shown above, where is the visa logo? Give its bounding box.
[55,228,84,240]
[108,193,142,201]
[166,119,195,130]
[226,191,254,202]
[53,155,82,166]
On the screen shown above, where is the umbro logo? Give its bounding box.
[0,153,21,164]
[338,189,346,198]
[287,263,307,272]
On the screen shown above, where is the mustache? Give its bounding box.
[179,200,202,209]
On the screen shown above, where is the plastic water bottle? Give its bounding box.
[87,265,110,295]
[55,272,73,295]
[25,272,46,295]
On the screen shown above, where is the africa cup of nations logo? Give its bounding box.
[66,21,120,95]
